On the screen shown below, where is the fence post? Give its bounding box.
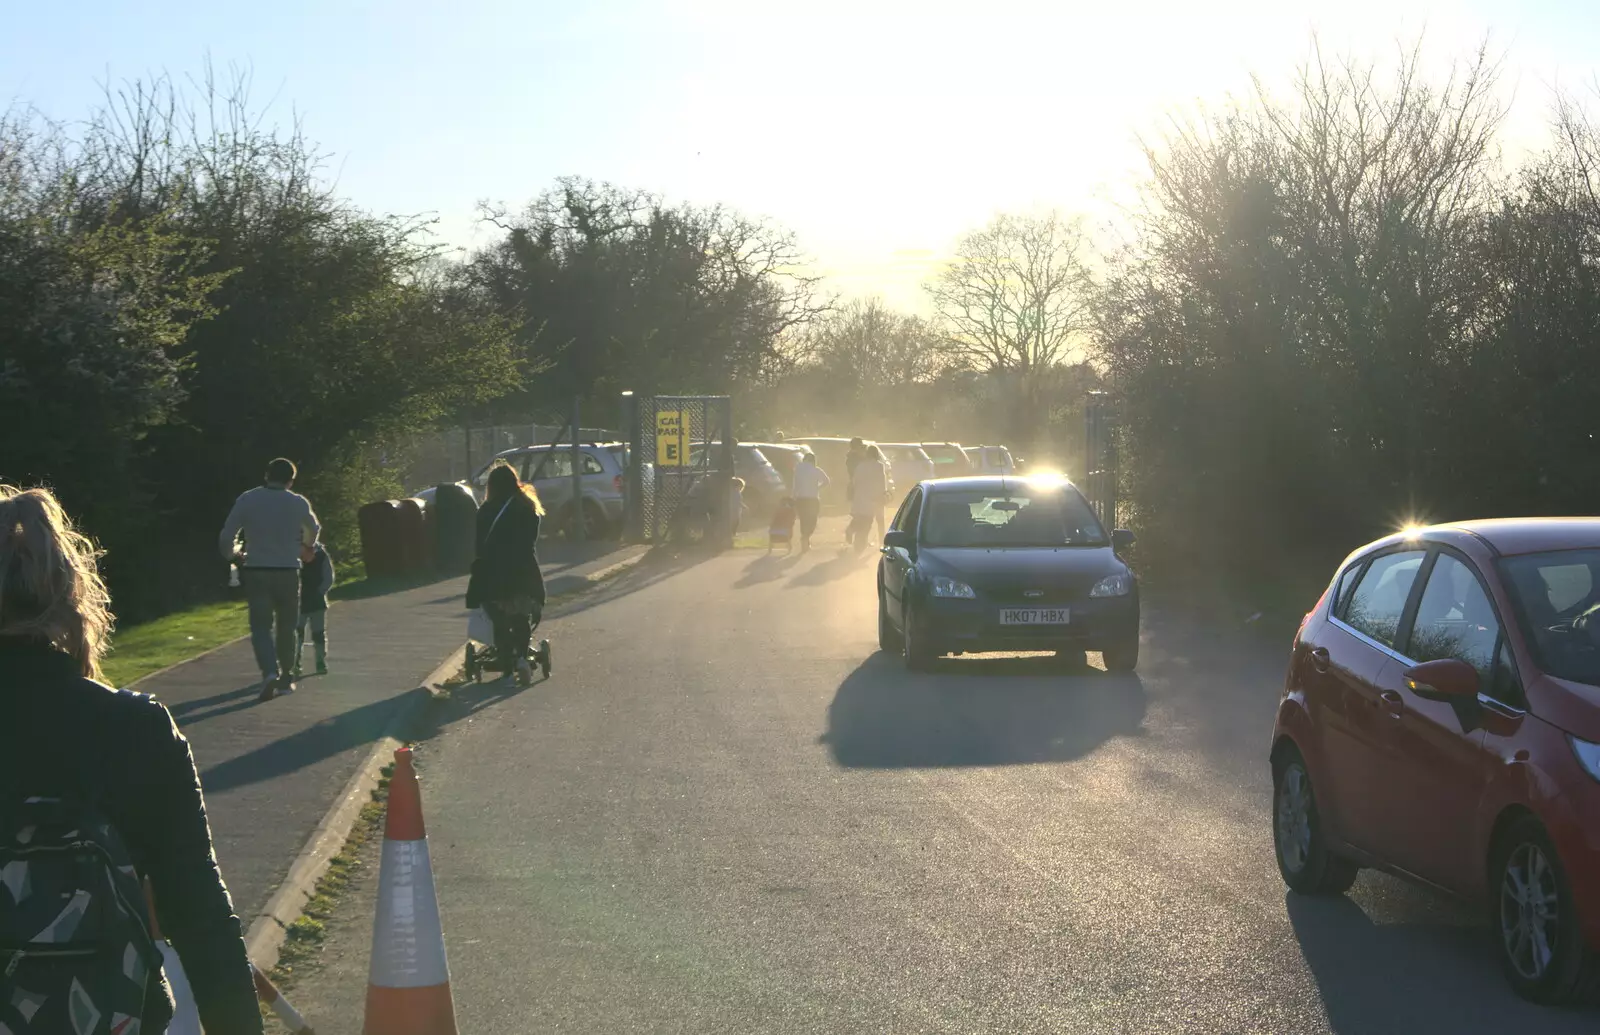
[621,391,642,542]
[571,397,585,543]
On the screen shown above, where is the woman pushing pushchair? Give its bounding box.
[465,461,549,686]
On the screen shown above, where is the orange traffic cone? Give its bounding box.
[362,746,458,1035]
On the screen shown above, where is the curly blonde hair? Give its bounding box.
[0,485,115,680]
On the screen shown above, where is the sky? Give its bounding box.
[7,0,1600,311]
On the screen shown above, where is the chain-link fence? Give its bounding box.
[389,417,618,496]
[624,395,733,545]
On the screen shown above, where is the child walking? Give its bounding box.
[769,497,797,554]
[294,541,335,677]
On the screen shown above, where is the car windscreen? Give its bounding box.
[920,487,1108,548]
[1500,549,1600,685]
[922,445,967,468]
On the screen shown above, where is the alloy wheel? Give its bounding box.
[1275,762,1313,874]
[1500,841,1561,981]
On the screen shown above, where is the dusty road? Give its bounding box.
[286,541,1597,1034]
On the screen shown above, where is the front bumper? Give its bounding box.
[920,592,1139,653]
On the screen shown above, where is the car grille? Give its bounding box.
[985,586,1081,605]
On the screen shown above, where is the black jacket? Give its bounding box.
[299,545,335,614]
[465,493,544,609]
[0,639,263,1035]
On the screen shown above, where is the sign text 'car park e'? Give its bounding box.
[656,411,685,466]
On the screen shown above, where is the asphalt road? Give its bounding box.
[289,535,1598,1034]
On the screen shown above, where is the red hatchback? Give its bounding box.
[1272,519,1600,1004]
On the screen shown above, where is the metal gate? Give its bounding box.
[622,394,734,545]
[1083,390,1118,528]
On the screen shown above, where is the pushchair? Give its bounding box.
[463,604,551,684]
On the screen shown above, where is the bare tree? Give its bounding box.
[926,211,1096,442]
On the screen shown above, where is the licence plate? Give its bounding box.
[999,607,1070,625]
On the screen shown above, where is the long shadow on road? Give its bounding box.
[735,552,802,588]
[195,547,714,795]
[822,652,1148,768]
[1287,891,1597,1032]
[198,692,416,795]
[786,548,872,589]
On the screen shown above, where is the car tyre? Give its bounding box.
[565,500,608,540]
[877,586,902,653]
[1490,816,1600,1005]
[1101,629,1140,672]
[1273,746,1359,895]
[903,601,937,671]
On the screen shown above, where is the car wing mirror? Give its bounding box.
[1403,659,1480,702]
[1112,529,1137,551]
[882,529,913,554]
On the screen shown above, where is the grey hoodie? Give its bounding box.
[218,484,321,569]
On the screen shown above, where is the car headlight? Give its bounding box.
[1090,573,1134,598]
[930,576,976,599]
[1572,735,1600,783]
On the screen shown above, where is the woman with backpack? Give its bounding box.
[466,462,547,686]
[0,485,262,1034]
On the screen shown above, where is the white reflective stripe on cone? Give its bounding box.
[159,941,203,1035]
[368,838,451,988]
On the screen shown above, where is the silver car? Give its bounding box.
[471,442,627,539]
[878,443,936,485]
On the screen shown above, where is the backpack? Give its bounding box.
[0,792,169,1035]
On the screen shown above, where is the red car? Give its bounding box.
[1272,519,1600,1004]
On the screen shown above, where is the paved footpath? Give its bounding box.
[133,541,641,930]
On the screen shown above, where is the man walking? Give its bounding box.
[791,452,829,553]
[219,458,320,701]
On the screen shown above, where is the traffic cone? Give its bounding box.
[145,881,201,1035]
[362,746,457,1035]
[252,963,317,1034]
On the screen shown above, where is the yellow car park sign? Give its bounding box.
[656,411,685,466]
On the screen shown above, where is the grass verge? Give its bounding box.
[104,600,249,689]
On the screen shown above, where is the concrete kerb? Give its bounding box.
[244,643,463,972]
[241,547,648,972]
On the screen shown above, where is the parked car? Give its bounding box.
[878,443,936,485]
[876,475,1138,671]
[689,443,786,518]
[470,442,627,539]
[1272,519,1600,1003]
[962,445,1016,476]
[921,442,973,477]
[406,480,474,509]
[745,442,814,491]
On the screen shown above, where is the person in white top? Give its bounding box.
[790,453,830,552]
[848,446,889,553]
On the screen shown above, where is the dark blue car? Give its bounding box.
[877,476,1140,670]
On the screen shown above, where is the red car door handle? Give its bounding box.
[1309,647,1331,673]
[1379,690,1405,714]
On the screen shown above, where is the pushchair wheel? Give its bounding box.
[537,639,551,678]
